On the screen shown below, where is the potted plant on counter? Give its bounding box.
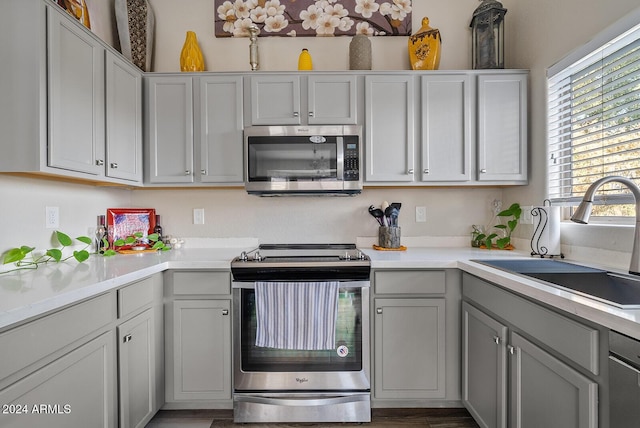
[474,203,522,250]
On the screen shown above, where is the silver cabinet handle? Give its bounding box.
[201,169,206,175]
[185,170,191,175]
[123,334,132,343]
[222,309,229,316]
[309,112,314,117]
[293,112,299,117]
[424,169,429,174]
[493,336,501,345]
[408,169,414,174]
[110,163,118,169]
[507,345,515,355]
[376,308,383,314]
[480,169,487,173]
[96,159,104,166]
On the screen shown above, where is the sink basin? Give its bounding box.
[473,259,640,309]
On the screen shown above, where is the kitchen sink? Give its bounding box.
[473,259,640,309]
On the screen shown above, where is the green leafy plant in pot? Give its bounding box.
[475,203,522,250]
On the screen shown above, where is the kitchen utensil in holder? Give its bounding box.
[379,226,401,248]
[530,200,564,258]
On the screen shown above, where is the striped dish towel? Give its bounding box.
[255,281,340,350]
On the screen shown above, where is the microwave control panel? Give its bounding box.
[343,136,360,181]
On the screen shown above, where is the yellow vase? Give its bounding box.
[408,17,441,70]
[180,31,205,72]
[63,0,91,29]
[298,48,313,71]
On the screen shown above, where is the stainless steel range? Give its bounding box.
[230,244,371,423]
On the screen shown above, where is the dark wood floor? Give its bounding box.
[146,408,480,427]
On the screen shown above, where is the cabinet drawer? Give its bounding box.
[0,293,116,383]
[374,270,446,294]
[118,276,155,319]
[463,273,600,375]
[172,271,231,295]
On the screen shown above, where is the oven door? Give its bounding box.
[232,281,370,392]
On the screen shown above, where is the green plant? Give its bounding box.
[475,203,522,249]
[1,231,92,274]
[106,232,168,256]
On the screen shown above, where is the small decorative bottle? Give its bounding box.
[95,215,107,254]
[180,31,205,72]
[298,48,313,70]
[408,17,442,70]
[349,34,372,70]
[153,214,163,242]
[248,25,260,71]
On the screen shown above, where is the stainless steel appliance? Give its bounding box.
[244,125,362,196]
[231,244,371,423]
[609,330,640,427]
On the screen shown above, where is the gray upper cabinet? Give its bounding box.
[198,75,244,183]
[365,75,416,182]
[106,52,143,182]
[248,74,358,126]
[476,73,527,182]
[145,76,194,184]
[0,0,143,185]
[420,74,471,182]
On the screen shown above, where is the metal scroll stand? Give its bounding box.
[530,199,564,258]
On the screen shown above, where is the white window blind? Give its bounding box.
[547,23,640,207]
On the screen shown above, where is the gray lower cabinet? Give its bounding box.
[462,273,602,428]
[164,270,232,407]
[372,269,461,406]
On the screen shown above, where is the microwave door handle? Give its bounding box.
[336,136,344,181]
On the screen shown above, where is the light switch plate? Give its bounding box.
[193,208,205,225]
[415,206,427,223]
[45,206,59,229]
[521,206,533,225]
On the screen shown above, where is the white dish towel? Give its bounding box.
[254,281,340,350]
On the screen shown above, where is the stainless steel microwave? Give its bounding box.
[244,125,363,196]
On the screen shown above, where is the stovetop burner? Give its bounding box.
[230,243,371,282]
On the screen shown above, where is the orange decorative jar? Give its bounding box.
[180,31,205,72]
[408,17,441,70]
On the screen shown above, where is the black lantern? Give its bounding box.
[470,0,507,69]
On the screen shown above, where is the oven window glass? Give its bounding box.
[240,288,363,371]
[247,136,338,182]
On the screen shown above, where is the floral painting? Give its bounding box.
[214,0,412,37]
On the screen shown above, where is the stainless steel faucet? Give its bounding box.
[571,176,640,275]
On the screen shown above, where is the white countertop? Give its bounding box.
[1,245,639,340]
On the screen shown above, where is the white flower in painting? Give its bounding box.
[338,17,354,32]
[245,0,259,8]
[232,17,254,37]
[355,0,380,19]
[250,6,267,23]
[218,1,237,33]
[356,21,373,36]
[316,14,340,36]
[264,0,285,17]
[380,2,406,20]
[300,4,321,30]
[264,14,288,32]
[326,3,348,18]
[316,0,331,9]
[393,0,412,14]
[233,0,251,19]
[379,2,392,16]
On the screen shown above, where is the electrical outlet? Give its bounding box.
[193,208,205,225]
[415,206,427,223]
[45,206,59,229]
[521,206,533,225]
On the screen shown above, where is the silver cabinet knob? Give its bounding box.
[376,308,383,314]
[507,345,515,355]
[309,112,314,117]
[110,163,118,169]
[424,169,429,174]
[96,159,104,166]
[493,336,501,345]
[185,170,191,175]
[123,334,132,343]
[408,169,414,174]
[222,309,229,316]
[480,169,487,173]
[201,169,207,175]
[293,112,300,117]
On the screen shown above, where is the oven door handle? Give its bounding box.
[234,393,369,407]
[232,280,370,289]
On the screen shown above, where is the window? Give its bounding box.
[547,15,640,218]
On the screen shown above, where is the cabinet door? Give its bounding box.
[48,9,105,175]
[477,73,527,182]
[0,331,116,428]
[365,75,416,182]
[250,76,301,125]
[420,75,471,182]
[510,332,598,428]
[461,302,508,428]
[171,300,231,401]
[118,310,155,428]
[307,75,357,125]
[145,76,194,183]
[106,52,142,183]
[374,298,445,399]
[198,75,244,183]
